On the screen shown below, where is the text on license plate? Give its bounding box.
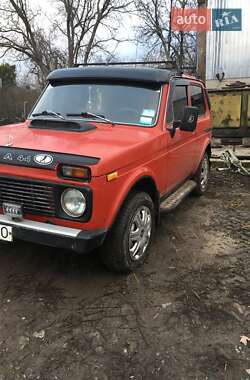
[0,225,13,242]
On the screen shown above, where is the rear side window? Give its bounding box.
[172,86,188,121]
[190,85,206,115]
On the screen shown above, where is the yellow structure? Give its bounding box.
[208,87,250,139]
[209,92,241,128]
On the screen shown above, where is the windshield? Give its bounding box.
[30,82,161,127]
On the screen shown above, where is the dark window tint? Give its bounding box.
[172,86,188,121]
[190,86,206,115]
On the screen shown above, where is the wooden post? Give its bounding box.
[197,0,208,81]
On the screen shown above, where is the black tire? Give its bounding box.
[193,152,210,196]
[99,191,155,273]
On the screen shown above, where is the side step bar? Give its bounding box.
[160,180,197,214]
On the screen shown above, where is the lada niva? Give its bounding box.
[0,66,212,272]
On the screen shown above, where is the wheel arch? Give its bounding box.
[129,176,160,213]
[195,141,212,172]
[205,143,212,168]
[108,175,160,229]
[205,143,212,158]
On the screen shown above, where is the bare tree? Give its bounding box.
[135,0,171,60]
[0,0,65,84]
[54,0,131,66]
[0,0,130,85]
[135,0,197,69]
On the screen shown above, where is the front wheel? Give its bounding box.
[193,152,210,196]
[99,192,155,273]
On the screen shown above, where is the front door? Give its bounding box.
[164,79,198,193]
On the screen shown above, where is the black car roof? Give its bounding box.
[47,66,172,84]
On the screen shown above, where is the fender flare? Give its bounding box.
[195,138,211,172]
[105,167,159,228]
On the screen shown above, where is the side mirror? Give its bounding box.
[180,106,198,132]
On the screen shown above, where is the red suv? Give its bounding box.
[0,66,212,272]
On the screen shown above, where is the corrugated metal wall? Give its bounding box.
[206,0,250,80]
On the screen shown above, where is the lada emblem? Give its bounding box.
[34,154,53,166]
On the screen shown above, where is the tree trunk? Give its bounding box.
[167,0,173,59]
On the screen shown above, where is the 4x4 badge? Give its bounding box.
[34,154,53,166]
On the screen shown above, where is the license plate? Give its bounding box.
[0,224,13,242]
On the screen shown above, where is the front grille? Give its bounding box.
[0,177,55,216]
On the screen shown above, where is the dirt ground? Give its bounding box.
[0,170,249,380]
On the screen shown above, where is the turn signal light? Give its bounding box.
[106,171,118,182]
[59,165,91,181]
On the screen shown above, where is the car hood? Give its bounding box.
[0,121,161,176]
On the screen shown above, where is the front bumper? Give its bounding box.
[0,215,107,253]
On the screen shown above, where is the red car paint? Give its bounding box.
[0,78,212,233]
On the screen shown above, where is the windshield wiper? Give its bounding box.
[32,110,65,120]
[67,112,114,126]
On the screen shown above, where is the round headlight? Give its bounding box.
[61,189,86,218]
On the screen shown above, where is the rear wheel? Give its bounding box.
[193,152,210,196]
[99,191,155,273]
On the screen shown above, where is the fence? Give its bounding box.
[0,86,40,126]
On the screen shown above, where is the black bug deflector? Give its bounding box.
[0,146,99,169]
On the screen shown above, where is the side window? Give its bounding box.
[190,85,206,116]
[172,86,188,121]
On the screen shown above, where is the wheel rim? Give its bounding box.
[200,156,209,190]
[129,206,152,261]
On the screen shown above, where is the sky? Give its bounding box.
[36,0,140,58]
[0,0,143,83]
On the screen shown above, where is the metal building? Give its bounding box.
[206,0,250,81]
[205,0,250,143]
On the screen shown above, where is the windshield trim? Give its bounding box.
[29,82,163,128]
[29,83,48,119]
